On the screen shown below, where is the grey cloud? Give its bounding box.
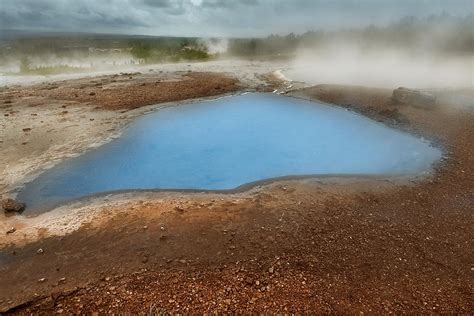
[140,0,175,8]
[139,0,186,15]
[200,0,259,9]
[0,0,472,37]
[1,0,151,31]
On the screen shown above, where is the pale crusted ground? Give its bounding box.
[0,61,286,246]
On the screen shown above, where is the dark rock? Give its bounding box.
[1,198,26,213]
[392,87,436,108]
[6,227,16,234]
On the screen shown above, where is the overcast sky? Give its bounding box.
[0,0,472,37]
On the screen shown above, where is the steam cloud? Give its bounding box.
[287,44,473,89]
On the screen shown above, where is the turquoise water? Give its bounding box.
[18,93,441,213]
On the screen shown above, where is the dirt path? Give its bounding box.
[0,75,473,313]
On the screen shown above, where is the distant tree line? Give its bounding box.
[128,37,210,63]
[227,13,473,58]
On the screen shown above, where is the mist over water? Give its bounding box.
[284,45,474,89]
[286,47,473,89]
[282,14,474,90]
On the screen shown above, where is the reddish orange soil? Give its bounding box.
[0,82,473,314]
[2,72,240,110]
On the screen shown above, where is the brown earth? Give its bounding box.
[0,79,473,313]
[2,71,240,111]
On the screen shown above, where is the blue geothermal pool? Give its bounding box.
[17,93,441,213]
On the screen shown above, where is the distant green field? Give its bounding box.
[19,65,86,76]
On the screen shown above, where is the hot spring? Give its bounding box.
[17,93,442,213]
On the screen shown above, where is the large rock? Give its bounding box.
[1,198,26,213]
[392,87,436,108]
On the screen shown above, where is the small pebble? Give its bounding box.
[6,227,16,234]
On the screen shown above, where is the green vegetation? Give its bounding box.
[19,56,32,73]
[22,65,84,75]
[130,43,152,61]
[17,57,84,75]
[228,34,298,60]
[175,48,210,61]
[129,38,210,63]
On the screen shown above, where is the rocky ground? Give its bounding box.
[20,72,240,111]
[0,63,473,313]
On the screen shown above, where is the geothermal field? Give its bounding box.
[0,1,473,314]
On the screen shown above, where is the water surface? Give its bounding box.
[18,93,441,213]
